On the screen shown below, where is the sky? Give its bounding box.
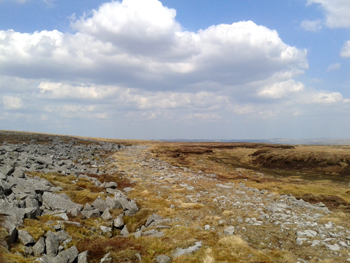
[0,0,350,140]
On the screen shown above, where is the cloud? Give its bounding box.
[308,91,344,104]
[2,95,23,109]
[306,0,350,28]
[340,41,350,58]
[258,80,305,99]
[326,63,341,72]
[0,0,307,92]
[300,20,322,32]
[38,82,118,100]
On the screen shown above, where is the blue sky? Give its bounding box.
[0,0,349,140]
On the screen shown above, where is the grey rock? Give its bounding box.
[216,184,233,189]
[13,168,25,178]
[33,255,52,263]
[42,192,83,214]
[132,230,142,238]
[114,215,124,229]
[297,230,317,237]
[0,200,26,225]
[155,255,172,263]
[6,223,18,245]
[55,230,70,243]
[24,207,40,219]
[0,165,14,176]
[81,209,100,218]
[114,191,138,216]
[52,245,78,263]
[24,246,33,256]
[106,188,118,195]
[46,231,59,257]
[223,226,235,236]
[78,250,88,263]
[91,196,108,212]
[18,229,35,245]
[33,237,46,257]
[103,182,118,189]
[100,225,112,233]
[0,171,7,180]
[83,203,93,211]
[55,213,69,220]
[123,187,133,193]
[325,243,340,251]
[121,225,129,237]
[105,196,122,209]
[101,208,113,220]
[296,238,308,245]
[25,196,39,209]
[145,214,163,228]
[172,241,202,257]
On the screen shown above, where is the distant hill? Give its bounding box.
[162,138,350,145]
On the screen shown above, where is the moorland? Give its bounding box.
[1,130,350,263]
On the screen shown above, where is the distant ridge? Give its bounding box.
[161,138,350,145]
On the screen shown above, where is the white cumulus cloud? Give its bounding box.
[309,91,344,104]
[306,0,350,28]
[301,20,322,32]
[258,80,305,99]
[326,63,341,72]
[340,41,350,58]
[2,95,23,109]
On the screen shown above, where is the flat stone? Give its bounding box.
[325,243,340,251]
[46,231,59,257]
[297,230,317,237]
[172,241,202,257]
[52,245,78,263]
[33,237,46,257]
[216,184,233,189]
[18,230,35,245]
[42,192,83,214]
[145,214,163,228]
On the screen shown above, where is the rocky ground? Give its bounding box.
[1,132,350,262]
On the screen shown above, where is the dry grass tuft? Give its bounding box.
[64,189,107,205]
